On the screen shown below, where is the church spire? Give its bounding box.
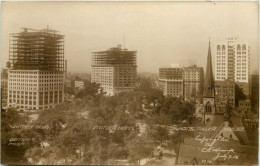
[203,39,215,97]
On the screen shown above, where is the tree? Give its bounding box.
[149,125,169,146]
[1,108,31,164]
[76,80,105,99]
[86,135,109,165]
[235,84,247,107]
[146,89,163,107]
[135,76,152,91]
[191,87,196,101]
[169,99,194,123]
[64,86,75,95]
[107,143,128,162]
[127,135,154,165]
[111,109,136,144]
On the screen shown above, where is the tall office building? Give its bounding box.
[1,69,8,108]
[183,65,204,101]
[8,27,65,110]
[91,45,137,96]
[159,65,184,98]
[215,37,250,96]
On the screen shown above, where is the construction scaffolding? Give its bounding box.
[92,45,137,67]
[9,27,65,71]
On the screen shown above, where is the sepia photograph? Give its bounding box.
[1,1,259,165]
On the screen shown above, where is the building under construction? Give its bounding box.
[9,27,64,71]
[91,45,137,96]
[8,27,65,110]
[159,66,184,98]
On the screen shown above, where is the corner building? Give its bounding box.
[215,79,235,114]
[91,45,137,96]
[215,37,250,96]
[8,28,65,110]
[159,66,184,98]
[183,65,204,101]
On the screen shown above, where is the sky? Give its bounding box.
[1,1,259,74]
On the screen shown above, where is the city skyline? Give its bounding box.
[1,2,259,165]
[1,1,259,74]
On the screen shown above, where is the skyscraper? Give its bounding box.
[91,45,137,96]
[159,65,184,98]
[203,41,215,123]
[215,37,250,96]
[8,27,65,110]
[183,65,204,101]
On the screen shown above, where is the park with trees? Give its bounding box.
[1,78,195,165]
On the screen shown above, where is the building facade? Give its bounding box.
[74,80,85,91]
[91,45,137,96]
[183,65,204,101]
[1,69,8,108]
[159,66,184,98]
[238,99,251,116]
[215,80,235,114]
[7,27,65,110]
[215,37,250,96]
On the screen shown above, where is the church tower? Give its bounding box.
[203,40,215,123]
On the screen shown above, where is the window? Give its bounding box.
[242,44,246,50]
[237,44,241,51]
[217,45,220,51]
[205,102,212,113]
[222,45,225,51]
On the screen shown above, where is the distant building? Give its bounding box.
[8,27,65,110]
[91,45,137,96]
[215,37,250,96]
[238,99,251,115]
[159,66,184,98]
[74,80,85,91]
[1,69,8,108]
[183,65,204,101]
[65,78,72,88]
[215,80,235,114]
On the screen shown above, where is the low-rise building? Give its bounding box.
[238,99,251,115]
[74,80,85,91]
[215,80,235,114]
[177,115,257,165]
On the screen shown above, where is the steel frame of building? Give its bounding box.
[92,46,137,67]
[9,27,64,71]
